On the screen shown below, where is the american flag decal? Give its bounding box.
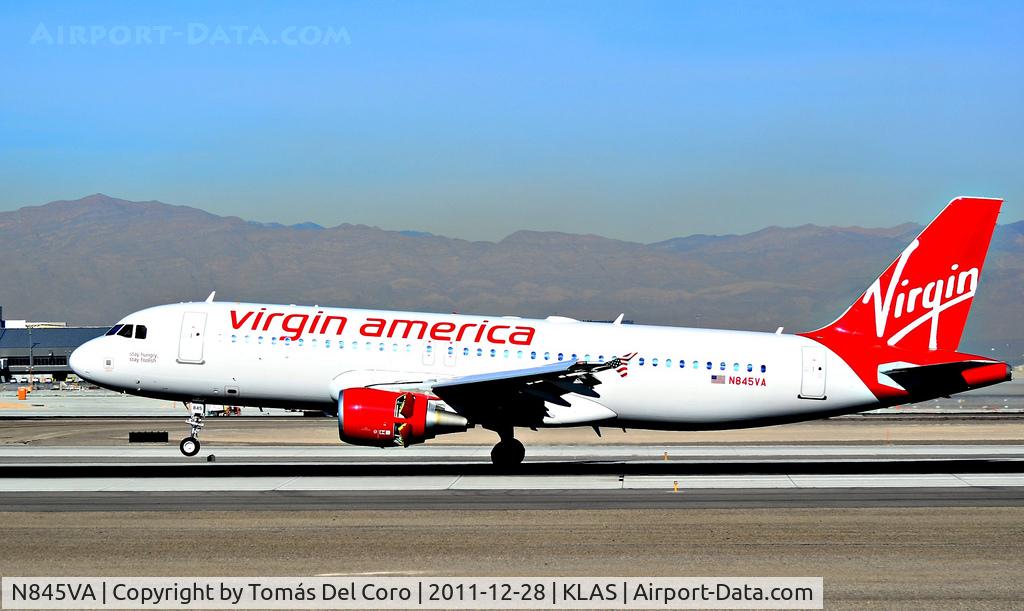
[710,374,725,384]
[612,352,637,378]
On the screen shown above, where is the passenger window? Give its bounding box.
[448,346,454,356]
[598,355,605,363]
[638,357,645,366]
[298,339,304,347]
[584,354,591,361]
[571,353,578,360]
[134,325,147,339]
[544,352,550,360]
[258,336,264,345]
[231,335,237,343]
[394,344,399,352]
[503,349,510,358]
[378,342,384,351]
[665,359,672,368]
[463,347,470,356]
[733,363,739,371]
[530,351,537,360]
[477,348,483,357]
[340,341,346,349]
[761,364,767,373]
[557,352,564,361]
[284,337,291,346]
[693,360,698,369]
[116,325,134,338]
[271,337,278,346]
[325,340,330,348]
[651,358,658,367]
[706,361,712,370]
[747,363,752,372]
[517,350,523,359]
[490,348,496,357]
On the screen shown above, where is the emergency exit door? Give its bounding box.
[799,345,827,399]
[177,311,208,364]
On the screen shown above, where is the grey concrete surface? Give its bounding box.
[4,488,1024,512]
[3,442,1024,464]
[3,472,1024,493]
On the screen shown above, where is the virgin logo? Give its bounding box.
[862,238,978,350]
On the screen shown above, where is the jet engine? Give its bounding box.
[338,388,469,447]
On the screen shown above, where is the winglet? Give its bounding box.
[205,291,216,303]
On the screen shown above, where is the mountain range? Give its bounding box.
[1,194,1020,362]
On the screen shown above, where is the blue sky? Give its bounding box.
[1,1,1021,241]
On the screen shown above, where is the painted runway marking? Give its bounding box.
[3,473,1024,492]
[316,571,428,577]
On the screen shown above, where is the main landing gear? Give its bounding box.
[179,401,205,457]
[490,428,525,468]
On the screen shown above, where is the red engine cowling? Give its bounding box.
[338,388,469,447]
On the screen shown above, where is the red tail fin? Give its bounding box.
[806,196,1001,352]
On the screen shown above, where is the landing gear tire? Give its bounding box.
[490,438,525,467]
[180,401,206,458]
[180,436,200,457]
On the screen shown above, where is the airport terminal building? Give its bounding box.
[0,308,105,382]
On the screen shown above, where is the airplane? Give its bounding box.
[69,196,1012,466]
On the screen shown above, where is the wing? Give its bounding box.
[431,352,635,428]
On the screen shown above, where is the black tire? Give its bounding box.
[180,436,201,457]
[490,438,526,467]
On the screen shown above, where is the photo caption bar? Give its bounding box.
[1,577,822,609]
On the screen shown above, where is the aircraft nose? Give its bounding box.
[69,340,96,379]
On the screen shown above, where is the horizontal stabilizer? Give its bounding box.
[881,360,1010,400]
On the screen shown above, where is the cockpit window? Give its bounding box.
[105,323,148,339]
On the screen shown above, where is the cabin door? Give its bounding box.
[799,345,827,399]
[177,311,208,364]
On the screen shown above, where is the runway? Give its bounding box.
[1,443,1024,510]
[5,441,1024,462]
[2,423,1024,606]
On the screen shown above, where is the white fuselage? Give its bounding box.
[70,301,880,430]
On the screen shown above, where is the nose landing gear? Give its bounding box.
[179,402,205,457]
